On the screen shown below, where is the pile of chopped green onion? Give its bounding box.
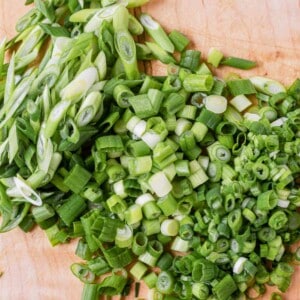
[0,0,300,299]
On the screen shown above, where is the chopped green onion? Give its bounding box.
[230,95,252,112]
[146,42,176,64]
[207,47,223,67]
[130,261,148,280]
[149,171,172,197]
[227,79,256,96]
[81,283,99,300]
[221,56,256,70]
[250,76,286,95]
[57,195,86,226]
[114,29,140,80]
[143,272,158,289]
[169,30,190,52]
[140,14,174,53]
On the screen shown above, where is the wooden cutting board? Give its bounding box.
[0,1,299,299]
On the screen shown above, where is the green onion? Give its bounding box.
[130,261,148,280]
[98,274,127,296]
[180,50,201,71]
[230,95,252,112]
[114,29,140,80]
[160,219,179,236]
[124,204,143,225]
[183,74,214,92]
[169,30,190,52]
[212,274,237,300]
[81,284,99,300]
[207,47,223,67]
[221,56,256,70]
[227,79,256,96]
[57,195,87,226]
[140,13,174,53]
[250,76,286,95]
[146,42,176,64]
[143,272,158,289]
[149,171,172,197]
[156,271,175,294]
[192,282,209,300]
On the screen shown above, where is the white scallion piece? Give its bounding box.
[230,95,252,112]
[244,112,261,122]
[141,131,161,149]
[13,177,42,206]
[204,95,227,114]
[271,117,288,127]
[277,199,290,208]
[135,193,155,206]
[233,257,247,274]
[126,116,141,132]
[250,76,286,95]
[160,219,179,236]
[60,67,98,103]
[148,171,172,197]
[113,180,128,198]
[133,120,147,138]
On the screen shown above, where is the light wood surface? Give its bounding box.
[0,1,299,299]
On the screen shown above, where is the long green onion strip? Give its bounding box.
[0,1,299,299]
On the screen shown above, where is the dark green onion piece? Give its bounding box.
[221,56,256,70]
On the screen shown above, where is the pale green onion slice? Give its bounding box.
[140,13,174,53]
[141,131,162,149]
[171,236,190,252]
[8,122,18,164]
[207,47,224,67]
[75,91,103,127]
[126,116,141,132]
[12,177,42,206]
[94,51,107,81]
[175,118,192,136]
[60,67,98,103]
[148,171,172,197]
[250,76,286,95]
[135,193,155,206]
[230,95,252,112]
[271,117,288,127]
[115,225,133,248]
[51,37,72,62]
[233,257,247,274]
[69,9,99,23]
[113,180,128,198]
[114,29,139,80]
[37,127,54,172]
[160,219,179,236]
[277,199,290,208]
[84,4,122,33]
[132,120,147,138]
[204,95,227,114]
[44,100,72,138]
[244,112,261,122]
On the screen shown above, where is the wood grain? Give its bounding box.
[0,1,300,299]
